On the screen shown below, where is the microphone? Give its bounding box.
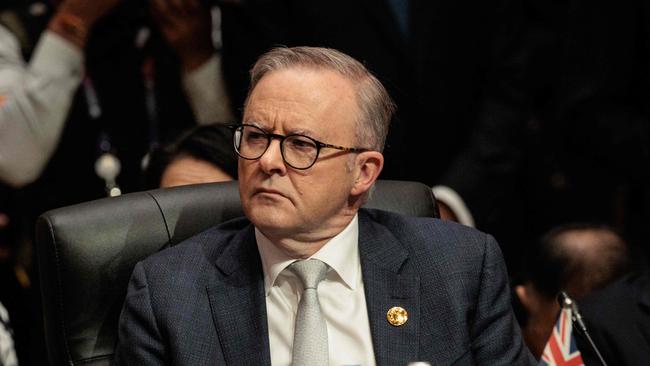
[557,291,608,366]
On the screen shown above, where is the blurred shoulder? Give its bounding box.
[580,271,650,317]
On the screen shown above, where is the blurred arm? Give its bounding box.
[0,0,124,187]
[152,0,235,124]
[0,25,83,187]
[182,53,235,125]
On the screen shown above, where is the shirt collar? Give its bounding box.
[256,214,360,296]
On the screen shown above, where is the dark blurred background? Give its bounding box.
[1,0,649,364]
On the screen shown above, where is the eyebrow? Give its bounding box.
[243,121,320,139]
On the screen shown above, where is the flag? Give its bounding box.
[538,306,585,366]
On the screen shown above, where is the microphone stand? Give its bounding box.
[557,291,608,366]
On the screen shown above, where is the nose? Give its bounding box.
[258,138,287,175]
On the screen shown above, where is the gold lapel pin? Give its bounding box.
[386,306,408,326]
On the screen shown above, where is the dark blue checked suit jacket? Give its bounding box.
[115,209,535,365]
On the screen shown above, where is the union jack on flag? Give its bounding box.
[538,306,585,366]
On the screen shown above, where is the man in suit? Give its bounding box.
[116,46,534,365]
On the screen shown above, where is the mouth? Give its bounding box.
[254,188,287,199]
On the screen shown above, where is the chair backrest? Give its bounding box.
[35,180,438,365]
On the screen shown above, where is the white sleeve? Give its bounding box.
[431,185,476,227]
[181,53,235,125]
[0,301,18,366]
[0,26,84,187]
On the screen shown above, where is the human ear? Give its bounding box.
[350,151,384,196]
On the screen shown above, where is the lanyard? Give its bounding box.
[83,24,158,197]
[83,76,123,197]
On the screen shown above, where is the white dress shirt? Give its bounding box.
[256,214,377,366]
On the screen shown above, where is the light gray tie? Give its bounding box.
[290,259,329,366]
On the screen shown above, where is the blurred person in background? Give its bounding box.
[1,0,231,363]
[0,0,231,195]
[1,1,126,363]
[520,0,650,273]
[143,123,237,189]
[0,0,123,189]
[513,223,630,359]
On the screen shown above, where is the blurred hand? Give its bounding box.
[151,0,214,72]
[56,0,125,28]
[48,0,125,48]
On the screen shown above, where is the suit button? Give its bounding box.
[387,306,408,326]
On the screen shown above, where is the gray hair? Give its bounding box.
[245,46,395,152]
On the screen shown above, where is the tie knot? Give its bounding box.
[289,259,328,289]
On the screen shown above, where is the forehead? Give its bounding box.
[244,67,358,136]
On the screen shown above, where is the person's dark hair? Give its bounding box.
[143,124,237,189]
[523,223,630,300]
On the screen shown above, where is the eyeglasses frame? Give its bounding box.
[228,123,369,170]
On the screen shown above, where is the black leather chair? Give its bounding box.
[35,180,438,365]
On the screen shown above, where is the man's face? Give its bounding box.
[238,67,360,241]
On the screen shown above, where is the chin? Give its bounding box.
[245,201,294,230]
[250,213,296,237]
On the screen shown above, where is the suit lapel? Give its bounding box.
[359,211,420,366]
[206,227,271,366]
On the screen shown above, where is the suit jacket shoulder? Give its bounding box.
[116,216,271,365]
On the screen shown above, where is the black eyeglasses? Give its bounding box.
[229,124,368,170]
